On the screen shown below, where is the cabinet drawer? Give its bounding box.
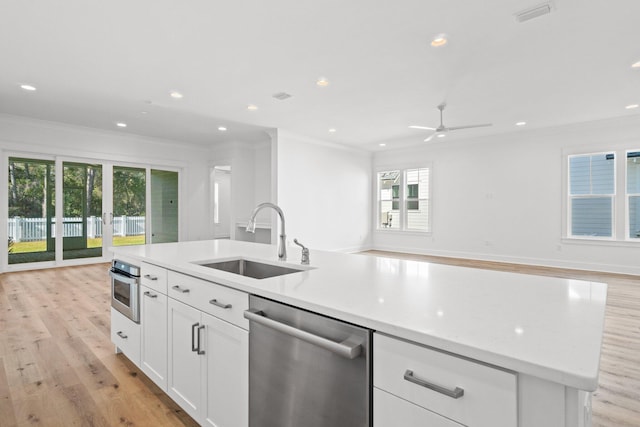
[168,271,249,329]
[141,262,168,294]
[373,333,517,427]
[374,387,462,427]
[111,307,141,366]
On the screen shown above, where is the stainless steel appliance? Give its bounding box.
[110,259,141,323]
[244,295,372,427]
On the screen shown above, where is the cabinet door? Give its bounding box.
[167,298,205,421]
[202,312,249,427]
[374,388,463,427]
[140,285,168,391]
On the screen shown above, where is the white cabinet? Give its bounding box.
[111,307,141,366]
[140,284,168,391]
[202,311,248,427]
[167,289,249,427]
[168,298,205,420]
[374,388,463,427]
[374,333,517,427]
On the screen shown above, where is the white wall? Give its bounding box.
[276,131,372,252]
[0,114,212,245]
[209,138,272,241]
[372,114,640,275]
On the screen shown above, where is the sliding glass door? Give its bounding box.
[6,156,179,268]
[112,166,146,247]
[8,158,55,264]
[150,169,179,243]
[62,162,103,260]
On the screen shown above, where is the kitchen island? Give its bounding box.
[111,239,607,427]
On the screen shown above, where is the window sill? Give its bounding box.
[375,229,432,237]
[561,237,640,248]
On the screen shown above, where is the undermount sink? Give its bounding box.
[194,258,307,279]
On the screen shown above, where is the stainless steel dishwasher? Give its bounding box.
[244,295,372,427]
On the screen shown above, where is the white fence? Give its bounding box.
[8,216,145,242]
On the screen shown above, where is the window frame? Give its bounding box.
[375,165,432,234]
[566,152,616,240]
[625,150,640,241]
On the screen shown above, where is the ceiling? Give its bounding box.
[1,0,639,151]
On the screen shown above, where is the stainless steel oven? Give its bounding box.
[110,259,141,323]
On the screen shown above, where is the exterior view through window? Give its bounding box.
[8,158,55,264]
[627,152,640,239]
[378,167,430,232]
[568,153,615,238]
[113,166,146,246]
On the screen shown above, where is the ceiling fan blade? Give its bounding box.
[409,125,436,130]
[424,133,437,142]
[446,123,492,131]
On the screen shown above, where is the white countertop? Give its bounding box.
[112,239,607,391]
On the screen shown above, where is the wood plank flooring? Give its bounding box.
[0,264,198,427]
[364,250,640,427]
[1,255,639,426]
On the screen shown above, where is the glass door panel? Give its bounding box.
[151,169,179,243]
[113,166,146,246]
[7,158,55,264]
[62,162,103,260]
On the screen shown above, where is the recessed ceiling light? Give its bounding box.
[316,77,330,87]
[631,61,640,69]
[516,121,527,126]
[141,111,148,115]
[170,91,183,99]
[218,126,227,131]
[430,34,448,47]
[247,104,258,111]
[626,104,639,110]
[379,143,386,147]
[328,128,336,133]
[20,84,36,91]
[116,122,127,128]
[437,134,446,138]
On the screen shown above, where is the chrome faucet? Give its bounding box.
[246,202,287,261]
[293,239,309,265]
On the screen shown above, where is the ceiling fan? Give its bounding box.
[410,103,492,142]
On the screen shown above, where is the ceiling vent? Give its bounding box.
[272,92,292,101]
[515,3,552,23]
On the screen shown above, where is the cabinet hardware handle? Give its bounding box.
[243,309,362,359]
[117,331,128,339]
[144,274,158,281]
[191,323,199,352]
[143,291,157,298]
[172,285,190,293]
[209,299,232,309]
[403,370,464,399]
[197,325,206,355]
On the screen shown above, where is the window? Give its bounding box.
[377,167,430,232]
[568,153,615,238]
[627,152,640,239]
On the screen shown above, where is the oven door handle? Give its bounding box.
[244,309,362,359]
[109,270,138,286]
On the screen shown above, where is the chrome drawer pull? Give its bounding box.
[172,285,190,293]
[143,291,158,298]
[244,309,362,359]
[117,331,128,339]
[144,274,158,281]
[403,370,464,399]
[209,299,232,309]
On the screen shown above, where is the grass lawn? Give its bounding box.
[10,235,146,253]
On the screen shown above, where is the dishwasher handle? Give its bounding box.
[244,308,362,359]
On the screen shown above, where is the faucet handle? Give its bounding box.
[293,239,310,265]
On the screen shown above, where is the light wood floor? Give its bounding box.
[0,263,198,427]
[1,255,638,426]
